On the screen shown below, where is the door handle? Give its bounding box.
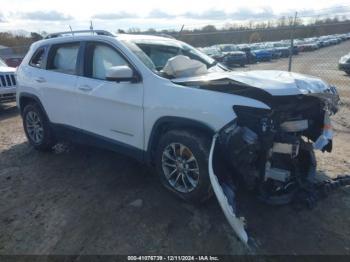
[78,85,93,91]
[35,77,46,83]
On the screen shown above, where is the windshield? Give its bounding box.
[121,39,218,73]
[0,58,6,67]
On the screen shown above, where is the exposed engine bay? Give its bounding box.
[174,71,348,245]
[219,95,333,205]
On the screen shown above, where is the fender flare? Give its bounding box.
[145,116,215,164]
[18,92,50,121]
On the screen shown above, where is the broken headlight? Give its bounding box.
[232,105,273,133]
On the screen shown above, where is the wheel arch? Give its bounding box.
[145,116,215,164]
[18,93,49,120]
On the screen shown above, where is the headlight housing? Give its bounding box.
[232,105,272,133]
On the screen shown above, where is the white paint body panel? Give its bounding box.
[76,76,144,149]
[38,70,81,128]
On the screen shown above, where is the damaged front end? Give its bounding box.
[209,90,343,245]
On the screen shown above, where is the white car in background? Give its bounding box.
[16,30,341,244]
[0,57,17,103]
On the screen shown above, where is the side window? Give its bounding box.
[30,48,46,68]
[88,44,128,80]
[47,43,80,75]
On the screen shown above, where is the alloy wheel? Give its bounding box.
[161,143,200,193]
[25,111,44,144]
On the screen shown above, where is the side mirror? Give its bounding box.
[106,65,139,83]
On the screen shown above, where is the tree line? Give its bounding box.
[0,16,349,53]
[136,16,350,47]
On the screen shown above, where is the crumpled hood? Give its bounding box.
[173,70,334,96]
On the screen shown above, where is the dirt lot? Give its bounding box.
[0,41,350,255]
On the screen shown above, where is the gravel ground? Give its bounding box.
[0,41,349,255]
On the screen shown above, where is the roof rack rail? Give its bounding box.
[45,30,114,39]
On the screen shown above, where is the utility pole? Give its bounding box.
[178,24,185,39]
[288,12,298,72]
[90,21,94,33]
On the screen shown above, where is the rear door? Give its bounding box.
[41,42,82,128]
[75,41,144,151]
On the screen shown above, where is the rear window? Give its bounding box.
[47,43,80,75]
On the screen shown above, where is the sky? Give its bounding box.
[0,0,349,33]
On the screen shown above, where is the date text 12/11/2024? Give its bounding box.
[127,256,220,261]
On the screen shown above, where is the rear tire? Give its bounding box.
[155,129,213,204]
[22,103,56,151]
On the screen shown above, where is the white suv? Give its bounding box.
[0,57,17,103]
[16,30,340,243]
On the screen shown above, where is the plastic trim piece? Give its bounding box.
[208,134,248,244]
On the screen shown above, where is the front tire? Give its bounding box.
[155,129,212,203]
[22,103,56,151]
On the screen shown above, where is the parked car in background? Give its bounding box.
[236,44,257,64]
[283,42,299,55]
[249,45,272,61]
[198,32,350,66]
[216,44,247,67]
[260,43,281,59]
[271,42,299,57]
[295,40,319,52]
[339,53,350,75]
[200,47,224,61]
[4,56,23,67]
[0,57,17,103]
[267,42,289,57]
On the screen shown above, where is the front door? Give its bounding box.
[76,41,144,151]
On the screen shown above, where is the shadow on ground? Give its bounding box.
[0,103,19,121]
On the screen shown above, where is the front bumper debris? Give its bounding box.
[206,86,348,244]
[209,131,350,244]
[208,134,248,244]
